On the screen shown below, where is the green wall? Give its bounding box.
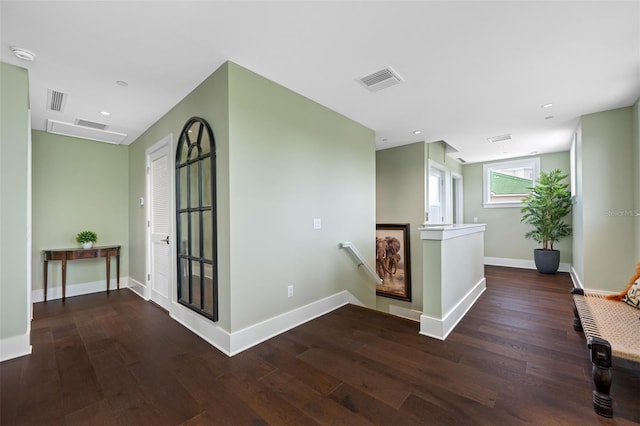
[574,106,636,291]
[32,131,129,292]
[634,99,640,262]
[376,142,426,314]
[127,61,376,334]
[0,62,30,345]
[375,141,462,315]
[128,62,231,329]
[463,152,572,263]
[227,62,376,331]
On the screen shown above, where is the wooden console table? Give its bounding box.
[42,245,120,302]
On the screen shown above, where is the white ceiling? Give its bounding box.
[1,1,639,164]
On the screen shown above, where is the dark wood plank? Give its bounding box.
[1,266,639,425]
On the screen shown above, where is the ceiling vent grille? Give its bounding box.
[487,134,513,143]
[76,119,107,130]
[46,89,67,112]
[46,119,127,145]
[358,67,403,92]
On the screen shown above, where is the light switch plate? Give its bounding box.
[313,218,321,229]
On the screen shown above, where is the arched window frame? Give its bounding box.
[175,117,218,321]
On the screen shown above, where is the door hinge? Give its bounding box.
[146,166,150,174]
[147,220,150,227]
[147,274,150,281]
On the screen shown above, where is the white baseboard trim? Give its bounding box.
[228,290,353,356]
[170,290,356,357]
[420,277,486,340]
[127,277,148,300]
[568,267,621,295]
[484,257,571,273]
[0,333,32,362]
[570,266,583,289]
[32,277,130,303]
[170,304,232,356]
[388,305,422,322]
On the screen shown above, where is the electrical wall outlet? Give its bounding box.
[287,285,294,298]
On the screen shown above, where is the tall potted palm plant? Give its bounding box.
[520,169,572,273]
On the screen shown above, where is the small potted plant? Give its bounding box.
[76,230,98,249]
[520,169,572,273]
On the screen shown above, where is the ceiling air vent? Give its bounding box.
[457,157,467,164]
[358,66,403,92]
[46,119,127,145]
[487,134,513,143]
[46,89,67,112]
[76,119,107,130]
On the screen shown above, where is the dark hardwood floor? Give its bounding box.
[1,266,638,425]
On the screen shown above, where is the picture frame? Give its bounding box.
[375,223,411,301]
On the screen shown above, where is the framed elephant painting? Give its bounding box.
[375,223,411,301]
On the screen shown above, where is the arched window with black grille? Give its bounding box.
[175,117,218,321]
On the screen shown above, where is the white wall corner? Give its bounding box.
[484,257,571,273]
[228,290,353,356]
[420,277,486,340]
[0,333,31,362]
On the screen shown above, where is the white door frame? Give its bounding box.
[427,159,450,224]
[451,171,464,224]
[145,134,175,308]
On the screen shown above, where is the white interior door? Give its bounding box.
[148,138,172,311]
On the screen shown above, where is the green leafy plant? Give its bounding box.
[76,230,98,244]
[520,169,572,250]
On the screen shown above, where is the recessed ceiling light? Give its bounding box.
[541,103,553,108]
[382,138,388,142]
[10,46,36,61]
[413,130,422,135]
[100,111,111,116]
[116,80,129,87]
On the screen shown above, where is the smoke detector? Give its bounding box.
[358,66,403,92]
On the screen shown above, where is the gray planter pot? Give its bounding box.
[534,249,560,274]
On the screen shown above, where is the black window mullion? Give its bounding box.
[175,117,218,322]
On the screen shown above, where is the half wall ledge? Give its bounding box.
[419,224,487,339]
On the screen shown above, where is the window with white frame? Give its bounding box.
[427,160,449,224]
[483,158,540,208]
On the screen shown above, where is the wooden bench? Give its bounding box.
[571,288,640,418]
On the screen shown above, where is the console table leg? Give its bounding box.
[62,259,67,302]
[43,260,48,302]
[116,254,120,290]
[106,255,111,294]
